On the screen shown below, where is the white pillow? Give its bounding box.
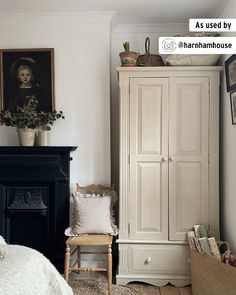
[0,236,6,245]
[65,193,118,236]
[165,54,220,66]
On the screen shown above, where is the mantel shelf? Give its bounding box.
[0,146,77,153]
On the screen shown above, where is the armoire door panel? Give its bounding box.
[169,77,209,240]
[169,78,209,157]
[171,162,209,235]
[138,87,162,154]
[130,161,168,240]
[138,163,162,231]
[178,89,201,154]
[131,78,168,156]
[130,78,169,241]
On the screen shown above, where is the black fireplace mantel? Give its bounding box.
[0,146,77,272]
[0,146,77,153]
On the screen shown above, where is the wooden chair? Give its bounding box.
[64,184,115,295]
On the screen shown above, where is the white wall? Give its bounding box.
[110,23,189,187]
[219,1,236,253]
[0,12,113,189]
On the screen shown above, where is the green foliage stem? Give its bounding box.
[123,42,130,52]
[0,96,65,130]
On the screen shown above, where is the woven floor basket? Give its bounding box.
[191,250,236,295]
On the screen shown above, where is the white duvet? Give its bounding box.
[0,240,73,295]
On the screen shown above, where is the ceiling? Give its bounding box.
[0,0,229,24]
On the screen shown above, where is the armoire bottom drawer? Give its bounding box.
[128,244,190,275]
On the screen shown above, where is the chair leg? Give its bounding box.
[77,246,81,271]
[64,244,71,282]
[107,244,112,295]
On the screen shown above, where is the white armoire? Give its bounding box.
[116,66,222,287]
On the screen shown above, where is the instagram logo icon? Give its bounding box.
[161,38,177,52]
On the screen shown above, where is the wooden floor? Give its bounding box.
[128,283,192,295]
[68,272,192,295]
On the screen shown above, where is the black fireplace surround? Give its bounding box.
[0,146,77,272]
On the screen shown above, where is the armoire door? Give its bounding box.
[169,77,209,240]
[129,78,169,240]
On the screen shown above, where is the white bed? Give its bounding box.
[0,236,73,295]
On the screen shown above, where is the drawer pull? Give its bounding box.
[144,257,151,264]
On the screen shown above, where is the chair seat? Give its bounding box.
[66,235,113,246]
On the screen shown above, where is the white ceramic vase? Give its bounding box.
[17,128,36,146]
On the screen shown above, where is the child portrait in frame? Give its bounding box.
[0,48,54,112]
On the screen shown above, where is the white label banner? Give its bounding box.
[159,37,236,54]
[189,19,236,32]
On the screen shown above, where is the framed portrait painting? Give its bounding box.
[230,90,236,125]
[225,54,236,93]
[0,48,54,111]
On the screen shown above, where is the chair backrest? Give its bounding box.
[76,183,115,193]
